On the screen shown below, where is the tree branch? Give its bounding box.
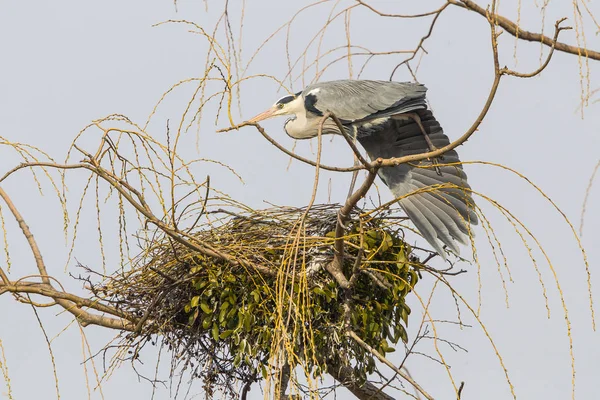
[326,167,379,290]
[356,1,448,19]
[327,112,371,170]
[0,187,137,330]
[0,187,51,284]
[452,0,600,61]
[0,280,135,330]
[1,160,278,278]
[218,122,355,172]
[347,330,434,400]
[327,359,396,400]
[501,18,571,78]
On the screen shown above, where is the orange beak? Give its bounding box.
[246,107,278,123]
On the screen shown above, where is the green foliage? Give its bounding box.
[178,224,420,384]
[97,206,423,394]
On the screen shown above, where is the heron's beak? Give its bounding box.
[246,107,278,123]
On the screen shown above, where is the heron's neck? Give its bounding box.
[287,116,349,139]
[284,113,312,139]
[284,108,344,139]
[280,96,311,139]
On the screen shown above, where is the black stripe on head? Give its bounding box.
[304,93,323,116]
[276,95,296,106]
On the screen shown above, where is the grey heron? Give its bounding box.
[248,80,477,258]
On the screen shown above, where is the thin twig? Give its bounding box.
[347,330,434,400]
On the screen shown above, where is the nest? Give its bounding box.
[92,204,423,398]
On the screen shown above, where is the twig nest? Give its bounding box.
[93,205,423,397]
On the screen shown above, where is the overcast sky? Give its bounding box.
[1,1,600,399]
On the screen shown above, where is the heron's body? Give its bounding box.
[248,79,477,258]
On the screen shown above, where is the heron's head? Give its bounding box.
[247,93,304,123]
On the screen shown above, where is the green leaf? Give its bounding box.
[219,306,228,324]
[190,266,202,274]
[361,311,368,328]
[220,330,234,339]
[239,339,247,354]
[363,230,379,249]
[244,313,252,332]
[261,365,268,380]
[194,280,207,290]
[374,302,381,313]
[398,325,409,343]
[233,352,242,368]
[227,307,237,320]
[381,232,393,252]
[401,308,409,326]
[212,323,220,341]
[409,270,419,287]
[229,294,237,304]
[380,338,395,353]
[200,302,212,314]
[396,249,408,264]
[191,296,200,308]
[369,322,379,336]
[202,316,212,329]
[184,303,191,314]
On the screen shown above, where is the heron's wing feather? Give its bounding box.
[303,80,427,121]
[356,109,477,258]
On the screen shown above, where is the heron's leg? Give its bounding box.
[392,112,443,176]
[398,113,437,150]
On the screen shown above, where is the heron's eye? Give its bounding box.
[277,103,284,109]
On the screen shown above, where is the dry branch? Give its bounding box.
[0,187,136,330]
[452,0,600,61]
[327,360,396,400]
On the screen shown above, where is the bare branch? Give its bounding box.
[502,18,571,78]
[326,168,378,289]
[0,188,51,283]
[451,0,600,61]
[356,1,449,19]
[0,280,135,330]
[327,112,371,170]
[347,330,434,400]
[327,359,396,400]
[389,2,451,80]
[217,122,354,172]
[0,187,136,330]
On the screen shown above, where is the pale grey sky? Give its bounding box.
[1,1,599,399]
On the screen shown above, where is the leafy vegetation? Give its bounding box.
[91,206,422,397]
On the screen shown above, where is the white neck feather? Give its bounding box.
[283,96,312,139]
[282,96,341,139]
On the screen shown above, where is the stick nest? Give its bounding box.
[91,204,423,397]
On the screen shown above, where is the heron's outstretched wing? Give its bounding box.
[302,80,427,122]
[356,109,478,258]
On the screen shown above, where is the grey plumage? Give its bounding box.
[248,79,478,258]
[357,110,477,256]
[302,80,427,122]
